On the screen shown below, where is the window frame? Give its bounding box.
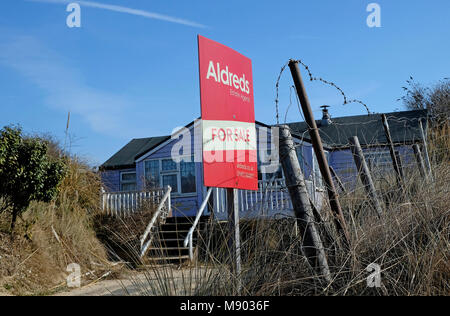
[161,173,179,194]
[143,156,197,197]
[161,158,178,172]
[144,159,161,189]
[120,171,137,192]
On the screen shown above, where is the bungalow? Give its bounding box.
[99,108,429,261]
[100,120,325,220]
[100,109,428,220]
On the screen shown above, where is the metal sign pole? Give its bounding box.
[227,188,242,295]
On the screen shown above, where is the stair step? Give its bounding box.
[154,237,196,241]
[161,223,194,226]
[159,230,188,237]
[149,246,189,250]
[151,242,195,249]
[154,238,195,241]
[146,255,190,261]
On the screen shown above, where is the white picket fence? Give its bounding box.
[101,187,169,217]
[212,179,321,220]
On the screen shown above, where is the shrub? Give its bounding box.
[0,126,65,231]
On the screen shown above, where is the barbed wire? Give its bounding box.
[283,85,295,124]
[275,63,288,125]
[283,101,428,149]
[275,59,372,125]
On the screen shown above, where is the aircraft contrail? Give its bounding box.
[29,0,207,28]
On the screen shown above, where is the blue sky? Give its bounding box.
[0,0,449,165]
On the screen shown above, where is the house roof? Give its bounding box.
[100,119,302,170]
[101,110,426,170]
[100,136,169,170]
[286,109,428,149]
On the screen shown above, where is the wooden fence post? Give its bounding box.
[394,151,404,181]
[381,114,404,184]
[288,60,350,246]
[412,144,427,180]
[279,125,332,283]
[349,136,384,217]
[329,166,347,194]
[419,119,433,181]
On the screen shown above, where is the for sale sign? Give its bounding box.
[198,35,258,191]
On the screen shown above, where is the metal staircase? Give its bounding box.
[145,216,206,262]
[139,186,172,258]
[139,185,208,263]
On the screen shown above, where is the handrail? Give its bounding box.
[184,187,213,261]
[140,185,172,258]
[109,187,165,194]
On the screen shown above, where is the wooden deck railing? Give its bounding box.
[212,179,319,220]
[101,187,169,217]
[101,179,322,220]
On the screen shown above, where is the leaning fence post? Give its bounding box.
[288,59,350,246]
[279,125,332,283]
[419,119,433,181]
[412,144,427,180]
[381,114,404,185]
[394,151,404,181]
[329,166,347,194]
[349,136,384,217]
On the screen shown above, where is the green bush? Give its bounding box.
[0,126,66,231]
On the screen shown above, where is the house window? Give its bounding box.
[120,172,137,192]
[144,160,160,188]
[257,149,284,182]
[144,156,196,195]
[162,159,177,171]
[180,160,196,193]
[265,166,283,181]
[257,163,283,183]
[162,174,178,193]
[296,147,305,170]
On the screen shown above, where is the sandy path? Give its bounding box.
[55,266,215,296]
[55,274,145,296]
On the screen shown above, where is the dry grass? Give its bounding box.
[1,127,448,296]
[0,158,115,296]
[179,166,448,296]
[123,128,449,296]
[92,204,159,267]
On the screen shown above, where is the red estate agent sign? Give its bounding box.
[198,35,258,191]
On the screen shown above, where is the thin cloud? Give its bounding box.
[29,0,207,28]
[0,34,142,138]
